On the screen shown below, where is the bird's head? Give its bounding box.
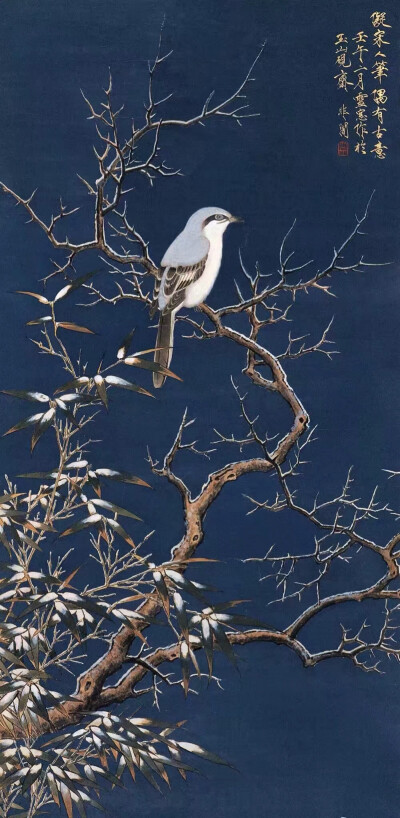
[185,207,243,242]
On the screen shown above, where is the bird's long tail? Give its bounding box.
[153,311,175,388]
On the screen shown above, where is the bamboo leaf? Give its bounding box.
[56,603,82,641]
[0,646,27,666]
[91,499,142,521]
[61,592,108,619]
[59,394,97,405]
[26,316,52,325]
[18,685,31,715]
[59,566,81,590]
[123,357,182,382]
[17,531,42,551]
[137,757,162,792]
[56,322,95,334]
[60,782,73,818]
[213,613,267,627]
[117,327,135,359]
[153,572,169,617]
[93,376,108,409]
[104,375,153,398]
[173,593,189,641]
[0,689,19,714]
[1,390,49,403]
[15,291,49,304]
[87,471,101,497]
[17,471,58,480]
[206,599,249,613]
[47,771,60,806]
[209,619,237,667]
[16,591,58,618]
[59,514,102,538]
[3,413,44,437]
[167,743,186,780]
[20,764,42,795]
[54,271,99,302]
[54,377,90,395]
[129,347,162,356]
[54,400,80,427]
[177,741,233,768]
[0,492,23,503]
[201,617,213,678]
[0,770,27,792]
[106,518,136,548]
[180,641,190,697]
[31,407,56,452]
[29,685,49,722]
[94,469,150,488]
[164,569,207,602]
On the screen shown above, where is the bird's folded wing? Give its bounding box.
[161,257,207,314]
[149,268,163,318]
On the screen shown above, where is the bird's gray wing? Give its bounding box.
[161,229,209,267]
[161,257,207,314]
[149,268,163,318]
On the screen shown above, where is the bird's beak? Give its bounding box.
[229,215,244,223]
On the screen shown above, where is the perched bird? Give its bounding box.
[151,206,242,388]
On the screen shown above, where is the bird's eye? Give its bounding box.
[214,214,226,221]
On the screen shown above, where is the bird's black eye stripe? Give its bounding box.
[203,213,227,226]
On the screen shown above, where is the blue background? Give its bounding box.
[0,1,399,816]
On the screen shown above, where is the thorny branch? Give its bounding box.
[0,42,264,286]
[0,37,397,818]
[0,188,394,747]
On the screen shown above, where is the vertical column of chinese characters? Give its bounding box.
[352,31,368,155]
[371,11,390,159]
[335,33,352,156]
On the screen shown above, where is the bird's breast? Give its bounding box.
[184,239,223,308]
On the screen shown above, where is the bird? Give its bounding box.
[151,206,242,388]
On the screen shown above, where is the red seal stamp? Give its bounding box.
[337,140,349,156]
